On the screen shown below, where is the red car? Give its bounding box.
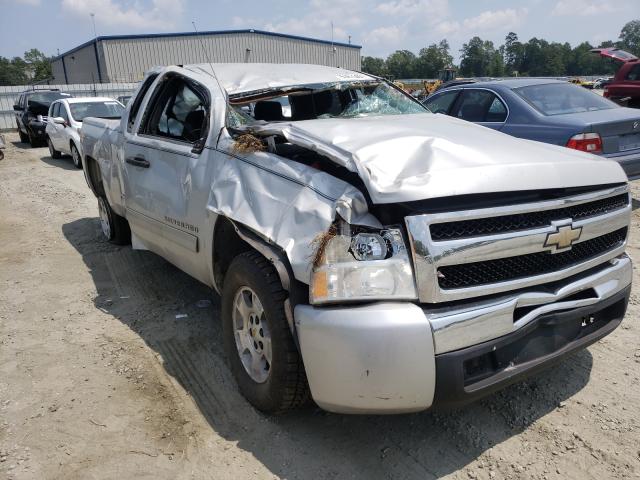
[591,48,640,108]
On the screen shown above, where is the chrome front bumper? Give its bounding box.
[295,254,631,414]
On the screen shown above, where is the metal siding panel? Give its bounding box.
[50,59,66,84]
[66,32,361,83]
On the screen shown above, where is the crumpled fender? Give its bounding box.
[207,131,380,284]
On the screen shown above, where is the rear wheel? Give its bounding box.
[222,251,309,414]
[47,137,61,159]
[18,127,28,143]
[97,196,131,245]
[71,143,82,169]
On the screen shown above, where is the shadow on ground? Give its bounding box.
[11,140,31,149]
[62,217,594,480]
[40,154,77,171]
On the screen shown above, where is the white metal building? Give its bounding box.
[51,29,362,84]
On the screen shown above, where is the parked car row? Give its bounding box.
[12,89,125,168]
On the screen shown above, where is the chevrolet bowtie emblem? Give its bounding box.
[544,223,582,252]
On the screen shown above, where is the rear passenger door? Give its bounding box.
[122,73,210,267]
[450,89,508,130]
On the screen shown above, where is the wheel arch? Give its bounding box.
[83,155,105,197]
[212,215,308,345]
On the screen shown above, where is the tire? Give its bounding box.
[97,195,131,245]
[18,127,28,143]
[28,131,38,148]
[47,137,61,159]
[222,251,309,414]
[71,143,82,169]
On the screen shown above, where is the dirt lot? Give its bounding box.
[1,132,639,480]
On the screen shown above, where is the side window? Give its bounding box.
[424,90,459,114]
[59,104,69,123]
[50,102,59,118]
[453,90,507,122]
[626,64,640,81]
[142,77,208,144]
[486,96,508,122]
[127,73,159,133]
[17,95,24,109]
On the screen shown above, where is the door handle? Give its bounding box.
[126,156,150,168]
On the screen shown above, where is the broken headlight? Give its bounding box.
[310,226,417,305]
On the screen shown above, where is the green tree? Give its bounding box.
[414,40,453,78]
[361,56,387,77]
[566,41,600,75]
[0,57,29,85]
[618,19,640,55]
[459,37,503,77]
[385,50,416,79]
[459,37,490,76]
[503,32,524,75]
[24,48,52,82]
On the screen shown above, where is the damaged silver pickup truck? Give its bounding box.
[80,63,632,414]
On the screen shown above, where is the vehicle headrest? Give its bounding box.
[254,101,284,121]
[183,109,205,142]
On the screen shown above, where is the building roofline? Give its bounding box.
[52,28,361,61]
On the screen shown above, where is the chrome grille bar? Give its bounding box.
[405,185,630,303]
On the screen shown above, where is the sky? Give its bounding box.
[0,0,638,62]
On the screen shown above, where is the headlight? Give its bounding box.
[310,225,417,305]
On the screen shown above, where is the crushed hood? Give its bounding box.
[247,113,628,204]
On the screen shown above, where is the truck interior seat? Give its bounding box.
[254,101,284,121]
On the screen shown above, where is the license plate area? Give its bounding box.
[619,133,640,152]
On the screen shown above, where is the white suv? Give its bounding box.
[46,97,124,168]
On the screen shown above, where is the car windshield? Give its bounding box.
[69,101,125,121]
[514,83,617,116]
[28,91,71,106]
[228,80,427,126]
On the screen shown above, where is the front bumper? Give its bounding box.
[294,255,631,414]
[27,121,47,139]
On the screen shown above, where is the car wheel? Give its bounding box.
[18,128,28,144]
[97,196,131,245]
[28,131,38,148]
[222,251,309,414]
[47,137,61,159]
[71,143,82,169]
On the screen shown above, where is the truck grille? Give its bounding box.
[404,185,631,303]
[438,228,627,289]
[430,193,629,241]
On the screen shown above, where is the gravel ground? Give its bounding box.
[1,132,639,480]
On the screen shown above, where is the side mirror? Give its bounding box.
[52,117,67,126]
[13,105,23,111]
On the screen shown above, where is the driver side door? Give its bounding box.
[122,73,211,274]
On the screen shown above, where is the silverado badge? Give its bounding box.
[545,222,582,252]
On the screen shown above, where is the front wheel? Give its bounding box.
[71,143,82,169]
[97,196,131,245]
[222,251,309,414]
[28,131,39,148]
[18,127,28,143]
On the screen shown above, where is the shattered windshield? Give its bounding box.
[228,81,427,127]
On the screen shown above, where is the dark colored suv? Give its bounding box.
[13,89,72,146]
